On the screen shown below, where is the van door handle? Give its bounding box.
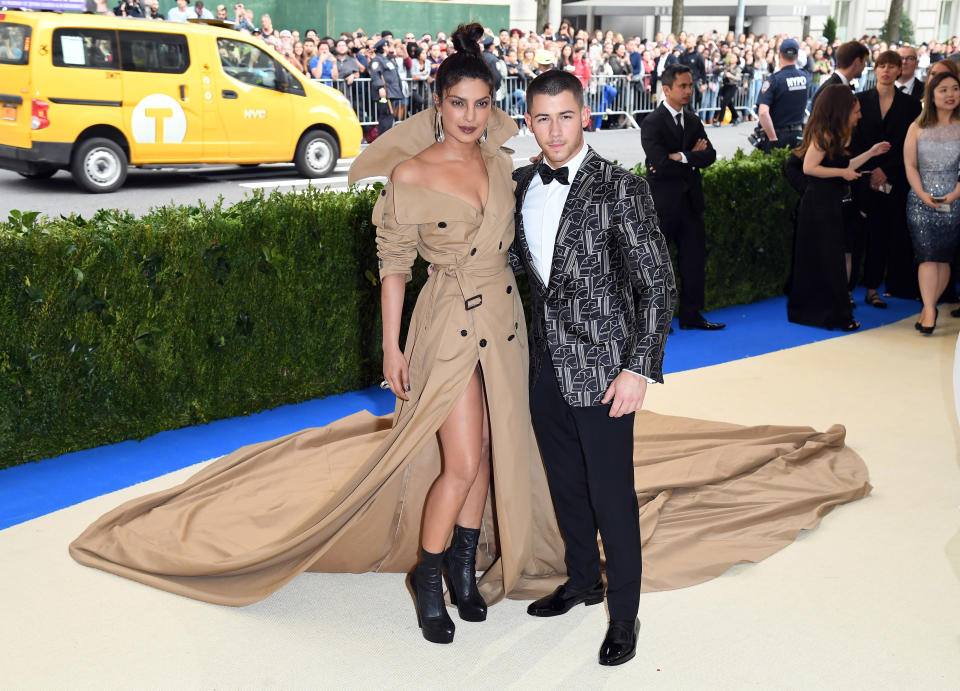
[222,90,238,99]
[179,84,186,101]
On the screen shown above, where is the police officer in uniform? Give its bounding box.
[368,38,404,134]
[757,39,809,152]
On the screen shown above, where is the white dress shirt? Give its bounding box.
[895,76,916,94]
[521,142,589,284]
[521,143,653,383]
[661,102,689,164]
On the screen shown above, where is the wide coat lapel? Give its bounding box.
[513,164,548,295]
[546,147,602,295]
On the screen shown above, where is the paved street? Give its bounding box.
[0,121,759,219]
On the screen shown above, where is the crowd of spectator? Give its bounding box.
[84,2,960,130]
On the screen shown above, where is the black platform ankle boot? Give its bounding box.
[408,548,455,644]
[443,525,487,622]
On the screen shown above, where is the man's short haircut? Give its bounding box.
[526,69,584,110]
[660,63,692,88]
[836,40,869,69]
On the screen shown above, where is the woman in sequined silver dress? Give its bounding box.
[904,71,960,334]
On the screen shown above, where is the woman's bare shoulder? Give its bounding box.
[390,158,422,184]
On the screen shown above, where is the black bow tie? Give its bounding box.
[538,164,570,186]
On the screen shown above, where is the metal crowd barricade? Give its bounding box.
[319,74,658,130]
[318,68,900,130]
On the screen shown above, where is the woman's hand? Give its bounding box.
[918,191,939,209]
[943,190,960,205]
[870,141,892,157]
[840,167,862,182]
[382,346,410,401]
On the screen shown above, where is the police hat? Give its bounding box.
[480,35,494,46]
[779,38,799,56]
[373,38,388,52]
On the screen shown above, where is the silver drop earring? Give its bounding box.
[477,126,487,144]
[434,109,444,143]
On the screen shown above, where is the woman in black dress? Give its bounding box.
[787,84,890,330]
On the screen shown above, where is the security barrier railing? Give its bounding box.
[320,65,907,130]
[326,74,651,129]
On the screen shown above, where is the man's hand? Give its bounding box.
[600,371,648,418]
[668,152,683,161]
[691,138,708,152]
[869,167,888,190]
[346,73,356,85]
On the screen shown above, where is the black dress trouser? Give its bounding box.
[529,355,642,621]
[656,199,706,322]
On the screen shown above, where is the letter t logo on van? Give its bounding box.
[145,107,174,142]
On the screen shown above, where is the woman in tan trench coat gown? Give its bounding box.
[69,31,873,643]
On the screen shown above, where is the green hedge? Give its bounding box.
[1,148,796,468]
[632,146,798,309]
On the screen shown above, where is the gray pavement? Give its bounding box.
[0,120,758,220]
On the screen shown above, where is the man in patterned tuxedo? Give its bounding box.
[508,70,677,666]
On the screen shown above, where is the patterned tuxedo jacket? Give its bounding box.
[509,146,677,407]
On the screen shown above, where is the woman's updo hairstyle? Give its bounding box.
[434,23,497,99]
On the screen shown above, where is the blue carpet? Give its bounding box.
[0,286,924,530]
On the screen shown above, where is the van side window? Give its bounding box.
[118,31,189,74]
[52,28,118,70]
[0,23,31,66]
[277,63,305,96]
[217,38,280,91]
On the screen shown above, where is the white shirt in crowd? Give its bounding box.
[521,142,652,383]
[895,76,917,93]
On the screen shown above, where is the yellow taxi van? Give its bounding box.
[0,10,362,192]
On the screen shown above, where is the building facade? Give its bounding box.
[510,0,960,42]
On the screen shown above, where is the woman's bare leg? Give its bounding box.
[918,261,943,327]
[420,365,490,553]
[456,372,491,530]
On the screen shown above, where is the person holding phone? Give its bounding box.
[787,84,890,331]
[904,71,960,334]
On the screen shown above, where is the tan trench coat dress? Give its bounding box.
[69,108,872,607]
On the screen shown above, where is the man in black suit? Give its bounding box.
[640,63,723,330]
[811,40,868,110]
[510,70,676,666]
[895,45,924,100]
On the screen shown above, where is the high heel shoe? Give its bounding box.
[443,525,487,622]
[408,549,455,644]
[916,308,938,334]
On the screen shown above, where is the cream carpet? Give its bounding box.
[2,315,958,689]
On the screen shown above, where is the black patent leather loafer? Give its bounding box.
[678,314,726,330]
[598,618,640,666]
[526,579,604,617]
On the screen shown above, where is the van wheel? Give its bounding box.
[18,168,57,180]
[71,138,128,193]
[294,130,338,178]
